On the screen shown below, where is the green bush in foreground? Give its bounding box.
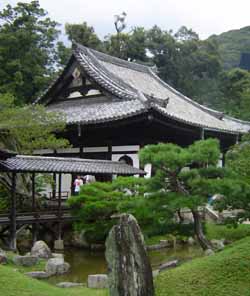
[156,236,250,296]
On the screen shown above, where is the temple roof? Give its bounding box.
[41,43,250,135]
[0,154,145,175]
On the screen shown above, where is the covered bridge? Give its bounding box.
[0,149,145,250]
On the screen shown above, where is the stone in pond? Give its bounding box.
[13,255,39,267]
[0,249,7,265]
[187,237,196,245]
[52,253,64,259]
[105,213,154,296]
[31,240,52,259]
[204,248,215,256]
[25,271,50,279]
[45,258,70,276]
[159,260,178,272]
[211,239,225,250]
[56,282,84,288]
[87,274,108,289]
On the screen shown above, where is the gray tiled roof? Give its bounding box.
[0,155,145,175]
[45,43,250,134]
[48,96,146,125]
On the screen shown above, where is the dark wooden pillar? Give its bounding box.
[31,173,38,244]
[108,141,112,160]
[78,123,84,158]
[31,173,35,211]
[9,172,17,251]
[200,128,205,140]
[52,173,56,200]
[58,173,62,240]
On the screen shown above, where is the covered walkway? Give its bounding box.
[0,149,145,250]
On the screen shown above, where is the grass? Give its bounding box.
[156,236,250,296]
[0,251,107,296]
[145,223,250,245]
[0,264,108,296]
[2,225,250,296]
[206,223,250,241]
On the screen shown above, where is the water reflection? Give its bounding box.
[45,244,203,285]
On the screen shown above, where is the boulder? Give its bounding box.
[159,260,178,272]
[52,253,64,259]
[56,282,83,288]
[0,249,7,265]
[45,258,70,276]
[31,240,52,259]
[187,237,196,245]
[87,274,108,289]
[211,239,225,250]
[204,248,215,256]
[105,214,154,296]
[25,271,50,279]
[13,255,39,267]
[71,230,90,248]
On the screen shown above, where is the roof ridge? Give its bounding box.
[147,68,225,120]
[87,46,153,73]
[74,44,139,101]
[15,154,131,165]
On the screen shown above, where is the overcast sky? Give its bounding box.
[1,0,250,41]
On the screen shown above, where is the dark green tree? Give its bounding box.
[0,92,68,200]
[219,68,250,120]
[65,22,102,50]
[0,1,60,104]
[139,139,248,250]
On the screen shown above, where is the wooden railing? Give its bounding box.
[48,191,69,200]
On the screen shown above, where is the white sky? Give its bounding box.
[1,0,250,40]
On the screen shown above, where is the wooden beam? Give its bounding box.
[31,173,39,244]
[58,173,62,240]
[52,173,56,200]
[108,141,112,161]
[9,172,17,251]
[31,173,35,212]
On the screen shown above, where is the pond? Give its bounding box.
[45,244,203,285]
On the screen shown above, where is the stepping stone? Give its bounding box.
[13,255,39,267]
[56,282,83,288]
[87,274,108,289]
[25,271,50,279]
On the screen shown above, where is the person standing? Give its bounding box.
[74,175,83,195]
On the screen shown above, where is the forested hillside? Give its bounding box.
[209,26,250,70]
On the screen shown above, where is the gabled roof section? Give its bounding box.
[0,154,145,175]
[43,43,250,134]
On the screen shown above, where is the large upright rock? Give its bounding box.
[31,240,52,259]
[105,214,154,296]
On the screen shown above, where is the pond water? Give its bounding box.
[45,244,203,285]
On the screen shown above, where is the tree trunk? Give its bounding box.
[177,209,184,223]
[192,209,213,250]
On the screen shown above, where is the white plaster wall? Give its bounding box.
[112,153,139,168]
[144,163,152,178]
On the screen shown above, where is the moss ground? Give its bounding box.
[156,236,250,296]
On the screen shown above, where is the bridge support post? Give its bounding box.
[31,172,39,244]
[54,173,64,250]
[9,172,17,251]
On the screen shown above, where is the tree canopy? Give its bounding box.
[0,1,60,104]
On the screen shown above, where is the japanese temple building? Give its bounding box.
[36,42,250,188]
